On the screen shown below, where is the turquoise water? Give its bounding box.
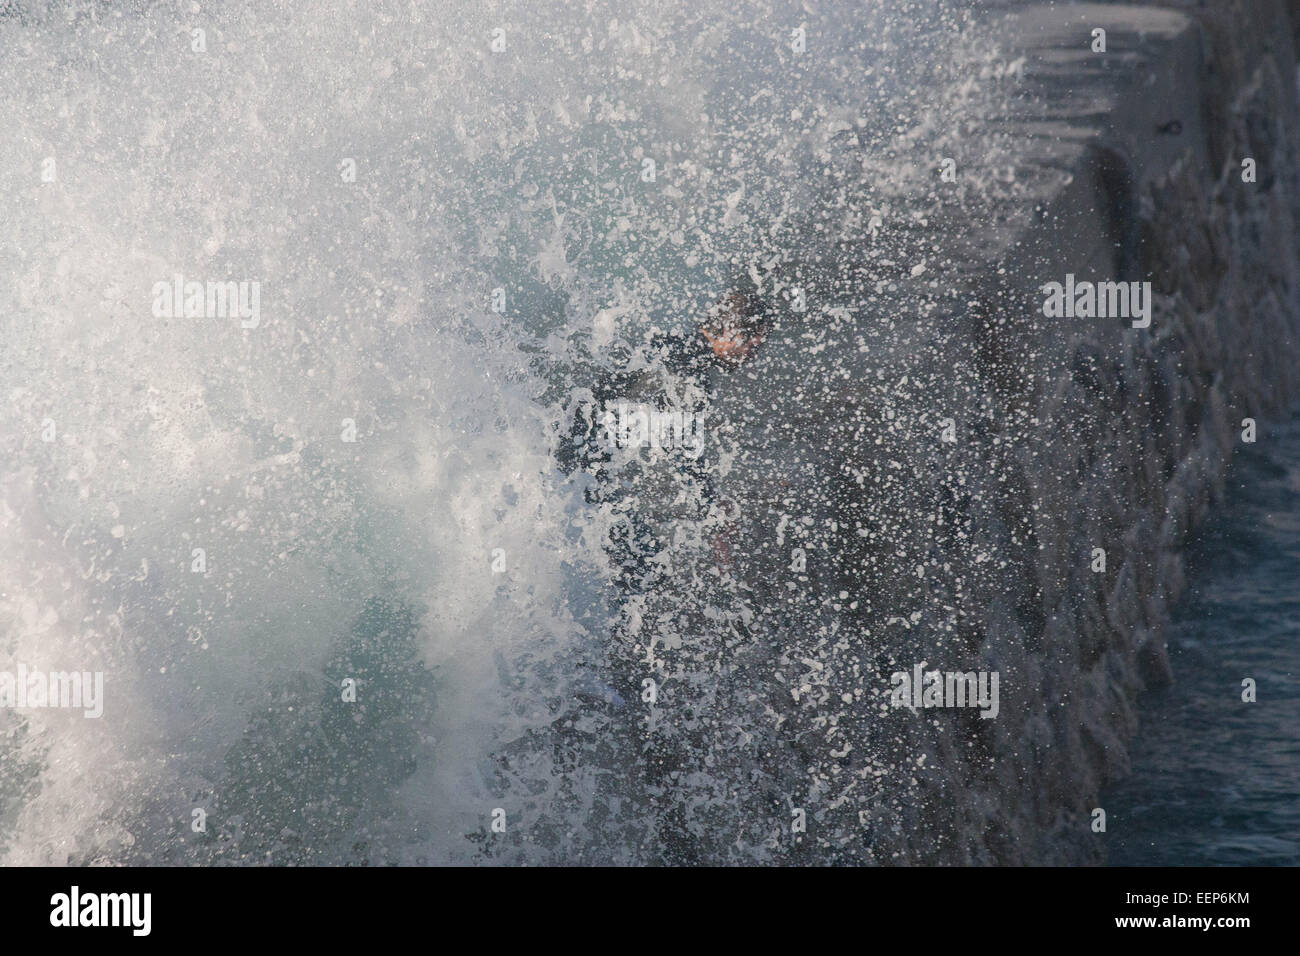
[1105,414,1300,866]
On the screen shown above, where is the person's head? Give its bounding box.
[699,290,770,362]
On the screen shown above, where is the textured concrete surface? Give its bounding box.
[698,0,1300,863]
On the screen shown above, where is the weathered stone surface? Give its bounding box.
[932,0,1300,864]
[719,0,1300,863]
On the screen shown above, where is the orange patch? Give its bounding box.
[702,327,764,362]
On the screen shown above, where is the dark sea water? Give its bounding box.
[1105,415,1300,866]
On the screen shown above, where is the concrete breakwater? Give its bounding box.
[637,1,1300,864]
[937,0,1300,865]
